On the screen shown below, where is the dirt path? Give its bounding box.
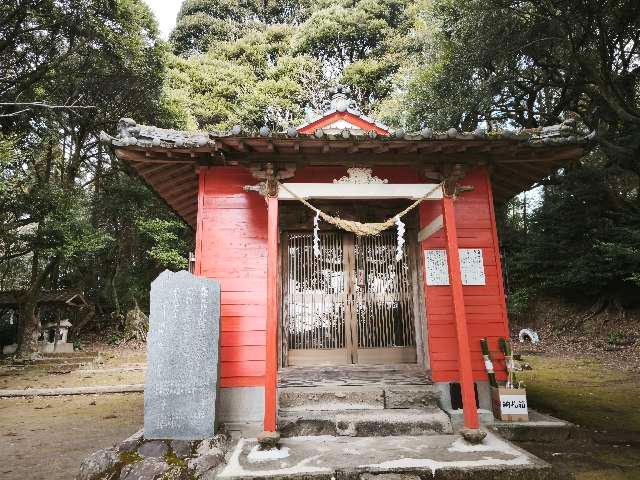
[0,347,147,390]
[0,393,143,480]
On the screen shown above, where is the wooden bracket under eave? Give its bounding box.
[249,162,296,181]
[441,163,475,197]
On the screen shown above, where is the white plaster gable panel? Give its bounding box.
[324,119,363,130]
[424,249,486,286]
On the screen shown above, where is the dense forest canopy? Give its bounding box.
[0,0,192,353]
[1,0,639,354]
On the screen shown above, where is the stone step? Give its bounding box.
[218,432,553,480]
[279,386,384,411]
[384,385,441,409]
[31,356,96,364]
[279,408,453,437]
[278,385,441,412]
[41,352,96,358]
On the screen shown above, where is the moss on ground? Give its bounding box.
[515,355,640,479]
[519,355,640,434]
[164,450,187,468]
[119,450,142,465]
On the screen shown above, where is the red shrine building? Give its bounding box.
[105,92,584,434]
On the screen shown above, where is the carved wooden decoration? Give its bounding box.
[333,167,388,184]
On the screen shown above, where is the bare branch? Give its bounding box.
[0,101,96,112]
[0,108,31,118]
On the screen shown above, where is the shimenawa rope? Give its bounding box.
[277,181,444,236]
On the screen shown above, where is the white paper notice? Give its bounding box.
[499,394,528,415]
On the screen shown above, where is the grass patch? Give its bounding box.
[519,355,640,434]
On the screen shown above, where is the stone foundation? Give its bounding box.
[77,429,232,480]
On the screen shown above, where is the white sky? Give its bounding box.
[142,0,183,39]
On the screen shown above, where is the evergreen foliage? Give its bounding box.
[0,0,192,352]
[1,0,639,349]
[500,162,640,308]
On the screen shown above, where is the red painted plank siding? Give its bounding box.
[195,164,510,388]
[419,167,510,382]
[195,167,268,388]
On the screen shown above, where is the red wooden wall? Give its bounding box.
[195,167,267,388]
[419,166,509,382]
[195,164,510,388]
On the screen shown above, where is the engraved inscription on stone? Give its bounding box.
[144,270,220,440]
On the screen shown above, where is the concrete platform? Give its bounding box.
[445,408,496,433]
[218,432,555,479]
[278,364,432,388]
[490,410,574,442]
[279,408,453,437]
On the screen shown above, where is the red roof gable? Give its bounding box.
[297,110,391,136]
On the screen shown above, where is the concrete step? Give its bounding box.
[279,386,384,411]
[219,432,554,480]
[384,385,441,409]
[278,385,441,412]
[279,407,453,437]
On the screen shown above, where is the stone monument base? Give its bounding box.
[78,429,232,480]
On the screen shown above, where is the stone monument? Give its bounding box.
[144,270,221,440]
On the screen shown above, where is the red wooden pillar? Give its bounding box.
[264,195,279,432]
[442,195,479,430]
[194,167,207,276]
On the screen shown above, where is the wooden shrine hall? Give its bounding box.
[103,92,585,436]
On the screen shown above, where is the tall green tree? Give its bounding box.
[499,161,640,309]
[170,0,311,56]
[166,24,325,130]
[0,0,190,354]
[391,0,640,169]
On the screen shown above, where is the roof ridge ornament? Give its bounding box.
[328,85,357,113]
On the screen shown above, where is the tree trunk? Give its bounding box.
[68,304,96,339]
[17,293,40,355]
[16,251,61,357]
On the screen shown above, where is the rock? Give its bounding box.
[123,307,148,342]
[257,430,281,448]
[187,447,224,478]
[119,429,144,453]
[78,448,118,480]
[361,474,420,480]
[460,427,487,444]
[160,465,188,480]
[195,434,227,456]
[138,440,169,458]
[170,440,193,459]
[120,458,169,480]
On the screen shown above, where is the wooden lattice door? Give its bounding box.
[282,231,417,366]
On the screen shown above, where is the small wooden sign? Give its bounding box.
[491,387,528,422]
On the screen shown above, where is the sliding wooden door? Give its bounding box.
[282,231,417,366]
